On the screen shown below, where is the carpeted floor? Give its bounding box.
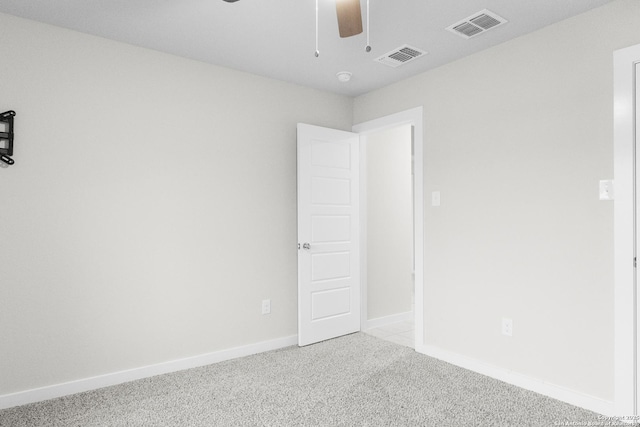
[0,333,628,426]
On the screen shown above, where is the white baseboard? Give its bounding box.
[0,334,298,410]
[2,335,615,417]
[417,344,615,417]
[365,310,413,330]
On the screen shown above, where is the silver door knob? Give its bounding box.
[303,243,311,250]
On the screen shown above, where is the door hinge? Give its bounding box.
[635,257,637,268]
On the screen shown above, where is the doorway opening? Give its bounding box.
[353,107,425,351]
[360,123,415,347]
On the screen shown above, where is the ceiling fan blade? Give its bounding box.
[336,0,363,38]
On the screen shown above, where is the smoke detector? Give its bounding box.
[336,71,352,83]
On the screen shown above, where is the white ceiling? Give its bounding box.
[0,0,614,97]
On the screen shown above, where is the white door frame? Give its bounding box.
[353,107,424,350]
[613,43,639,416]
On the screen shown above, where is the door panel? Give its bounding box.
[311,252,351,281]
[297,123,360,347]
[312,142,351,169]
[311,216,350,242]
[311,178,351,205]
[312,287,351,320]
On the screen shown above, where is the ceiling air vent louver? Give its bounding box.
[446,9,507,39]
[376,45,428,68]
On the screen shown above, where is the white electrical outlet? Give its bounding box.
[501,318,513,337]
[262,299,271,315]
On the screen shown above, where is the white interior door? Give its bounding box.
[297,123,360,347]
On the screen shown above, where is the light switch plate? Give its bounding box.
[431,191,441,207]
[599,180,614,201]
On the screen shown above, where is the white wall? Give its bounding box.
[3,0,638,408]
[354,0,640,401]
[0,13,353,395]
[366,125,413,320]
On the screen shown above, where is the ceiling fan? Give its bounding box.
[222,0,364,38]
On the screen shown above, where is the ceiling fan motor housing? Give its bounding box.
[336,0,363,38]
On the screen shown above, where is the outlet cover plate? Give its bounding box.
[262,299,271,315]
[501,318,513,337]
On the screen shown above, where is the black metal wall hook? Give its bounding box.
[0,110,16,166]
[0,154,14,165]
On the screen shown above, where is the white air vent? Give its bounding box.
[446,9,507,39]
[376,45,427,68]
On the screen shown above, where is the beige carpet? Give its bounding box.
[0,333,626,426]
